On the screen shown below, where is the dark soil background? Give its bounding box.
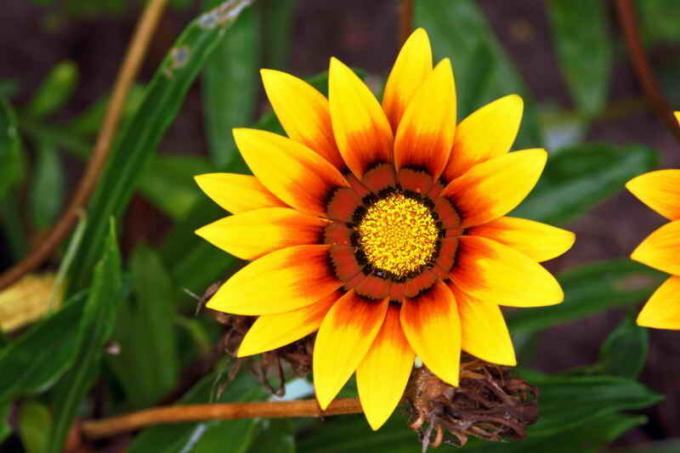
[1,0,678,446]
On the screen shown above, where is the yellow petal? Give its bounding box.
[626,170,680,220]
[260,69,344,168]
[468,216,575,262]
[400,281,460,386]
[357,305,414,430]
[382,28,433,131]
[443,149,547,227]
[194,173,285,214]
[631,220,680,275]
[675,111,680,124]
[313,292,389,409]
[329,57,393,178]
[450,284,516,366]
[394,59,456,179]
[233,128,348,217]
[195,208,328,261]
[442,94,524,181]
[206,245,341,315]
[452,236,564,307]
[237,291,340,357]
[637,276,680,330]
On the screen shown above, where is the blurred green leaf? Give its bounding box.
[249,420,295,453]
[24,62,78,119]
[0,402,10,444]
[18,401,52,453]
[203,1,260,167]
[259,0,296,69]
[68,0,254,289]
[508,260,663,334]
[48,221,123,453]
[139,154,213,220]
[597,316,648,379]
[0,97,24,202]
[30,142,64,230]
[108,245,179,408]
[638,0,680,45]
[0,295,86,403]
[66,85,146,140]
[128,369,266,452]
[514,143,659,224]
[414,0,542,147]
[0,79,20,99]
[548,0,613,115]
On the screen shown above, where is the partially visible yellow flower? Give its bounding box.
[627,115,680,331]
[195,29,574,429]
[0,273,61,332]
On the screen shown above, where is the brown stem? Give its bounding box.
[399,0,414,45]
[614,0,680,143]
[81,398,364,440]
[0,0,168,290]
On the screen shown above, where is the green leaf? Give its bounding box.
[547,0,613,115]
[128,369,266,452]
[508,260,663,334]
[525,373,661,437]
[30,142,64,230]
[259,0,296,69]
[138,154,213,220]
[0,295,86,403]
[637,0,680,45]
[249,420,295,453]
[107,245,179,408]
[24,62,78,119]
[48,221,123,453]
[414,0,542,147]
[0,97,24,202]
[68,0,255,289]
[0,402,11,444]
[597,316,648,379]
[514,143,659,225]
[18,401,52,453]
[202,0,260,167]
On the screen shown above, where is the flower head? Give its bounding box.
[627,112,680,330]
[195,28,574,430]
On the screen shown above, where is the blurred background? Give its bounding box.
[1,0,680,451]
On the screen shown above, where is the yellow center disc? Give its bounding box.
[357,193,439,277]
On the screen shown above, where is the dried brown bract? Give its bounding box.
[405,356,538,450]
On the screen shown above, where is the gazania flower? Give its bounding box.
[625,111,680,330]
[195,28,574,429]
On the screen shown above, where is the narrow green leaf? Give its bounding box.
[0,295,86,403]
[414,0,542,147]
[128,369,266,452]
[202,0,260,167]
[68,0,254,289]
[0,97,24,202]
[107,245,179,408]
[24,62,78,119]
[514,143,659,224]
[548,0,613,115]
[508,260,663,334]
[18,401,52,453]
[48,221,123,453]
[138,154,213,220]
[597,316,649,379]
[259,0,296,69]
[30,142,64,230]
